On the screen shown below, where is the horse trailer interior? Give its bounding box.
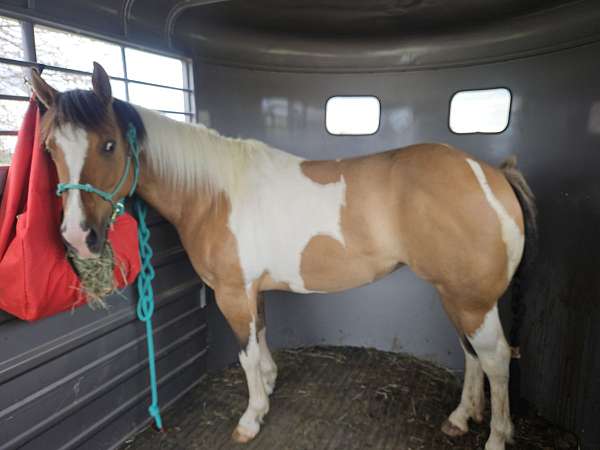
[0,1,599,449]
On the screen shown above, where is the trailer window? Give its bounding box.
[326,96,380,135]
[0,14,194,165]
[449,88,511,134]
[0,16,26,164]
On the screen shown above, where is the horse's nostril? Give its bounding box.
[86,228,99,250]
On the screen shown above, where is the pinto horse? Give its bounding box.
[30,63,536,450]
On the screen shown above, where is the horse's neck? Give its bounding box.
[136,160,215,230]
[132,105,303,228]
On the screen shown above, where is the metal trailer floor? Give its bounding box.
[123,346,577,450]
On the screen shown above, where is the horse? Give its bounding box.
[30,63,537,450]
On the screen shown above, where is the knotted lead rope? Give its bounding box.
[56,123,162,430]
[134,196,163,430]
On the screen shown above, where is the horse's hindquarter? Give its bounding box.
[393,144,525,308]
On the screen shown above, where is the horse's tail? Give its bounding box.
[500,155,538,412]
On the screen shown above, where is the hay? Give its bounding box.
[123,346,579,450]
[68,242,120,309]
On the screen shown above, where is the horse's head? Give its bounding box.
[31,62,141,259]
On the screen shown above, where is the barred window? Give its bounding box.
[0,16,194,165]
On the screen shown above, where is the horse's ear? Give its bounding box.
[92,62,112,106]
[30,68,57,108]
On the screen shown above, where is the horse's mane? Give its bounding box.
[49,89,291,198]
[50,89,146,143]
[133,104,285,197]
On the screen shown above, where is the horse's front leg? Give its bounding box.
[257,293,278,395]
[214,286,270,443]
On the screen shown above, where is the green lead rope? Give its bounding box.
[134,196,163,431]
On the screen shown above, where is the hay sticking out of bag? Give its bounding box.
[68,242,118,310]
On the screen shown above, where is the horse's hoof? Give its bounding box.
[232,425,257,444]
[441,419,468,437]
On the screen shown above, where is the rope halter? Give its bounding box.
[56,123,141,224]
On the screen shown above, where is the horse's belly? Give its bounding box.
[256,231,401,293]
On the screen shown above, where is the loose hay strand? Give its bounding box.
[68,242,120,309]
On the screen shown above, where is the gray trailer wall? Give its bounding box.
[0,200,207,449]
[0,0,599,448]
[195,42,600,447]
[0,2,209,448]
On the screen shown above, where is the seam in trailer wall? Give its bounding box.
[2,326,208,449]
[0,279,201,383]
[0,5,191,60]
[192,34,600,75]
[104,372,208,450]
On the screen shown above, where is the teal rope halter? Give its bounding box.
[56,123,141,224]
[55,123,163,430]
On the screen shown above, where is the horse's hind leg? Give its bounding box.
[214,287,269,443]
[442,296,514,450]
[442,341,485,436]
[257,294,278,395]
[469,305,513,450]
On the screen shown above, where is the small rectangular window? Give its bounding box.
[449,88,511,134]
[128,82,186,112]
[0,136,17,165]
[0,16,25,60]
[0,99,29,131]
[124,48,184,88]
[326,96,380,135]
[34,25,124,77]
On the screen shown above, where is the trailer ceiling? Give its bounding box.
[183,0,578,36]
[175,0,600,72]
[1,0,599,71]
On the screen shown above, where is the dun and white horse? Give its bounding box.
[30,63,536,450]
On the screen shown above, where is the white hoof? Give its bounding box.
[484,436,506,450]
[232,423,258,443]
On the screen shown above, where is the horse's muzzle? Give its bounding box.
[61,221,106,259]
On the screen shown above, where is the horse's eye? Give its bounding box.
[103,140,116,153]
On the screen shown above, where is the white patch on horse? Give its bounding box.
[236,319,269,440]
[448,343,484,431]
[258,327,277,395]
[228,148,347,294]
[466,159,524,281]
[55,124,92,258]
[134,104,348,292]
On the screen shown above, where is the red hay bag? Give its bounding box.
[0,100,141,321]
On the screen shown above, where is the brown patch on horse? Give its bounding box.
[299,151,405,292]
[300,160,342,184]
[297,144,523,337]
[259,271,292,292]
[149,184,256,345]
